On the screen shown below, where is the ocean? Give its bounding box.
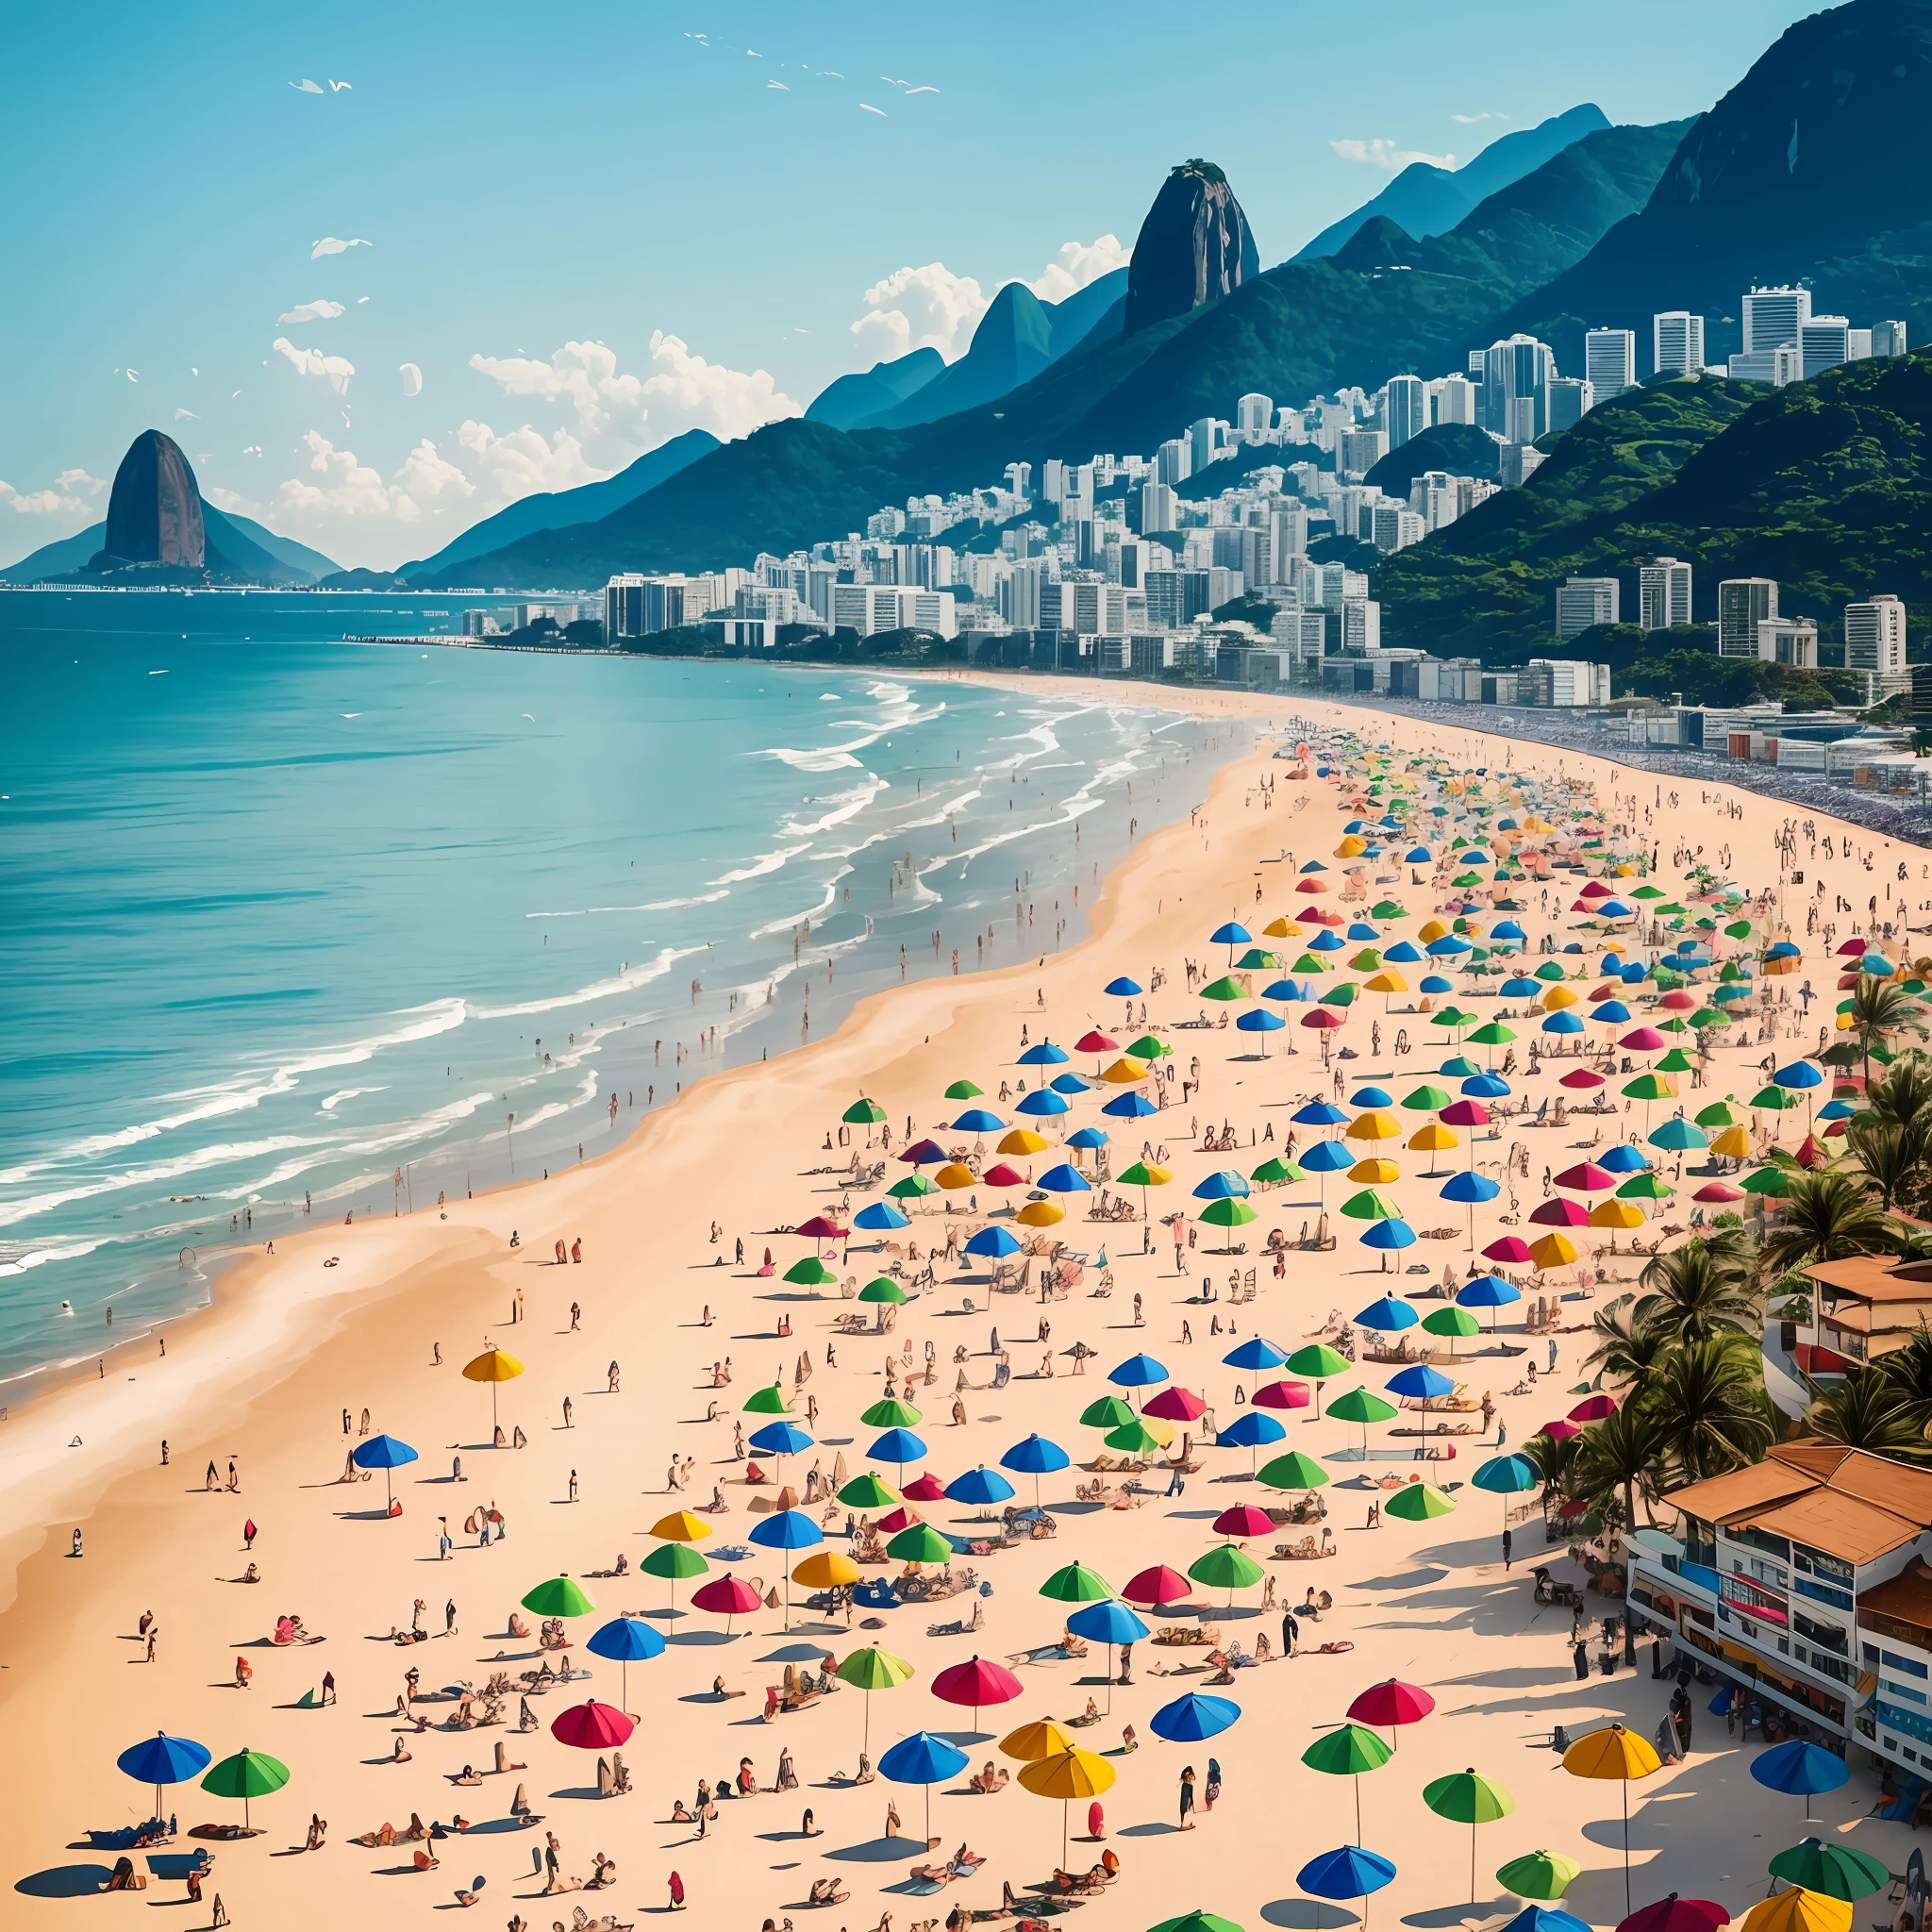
[0,591,1251,1389]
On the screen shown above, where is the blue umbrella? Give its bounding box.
[1223,1337,1289,1372]
[1388,1363,1455,1400]
[748,1507,823,1626]
[1597,1144,1648,1174]
[1210,921,1253,955]
[952,1108,1005,1134]
[1237,1009,1287,1044]
[1299,1842,1398,1929]
[1300,1138,1354,1208]
[1104,976,1143,997]
[1438,1056,1481,1077]
[854,1201,911,1231]
[1151,1692,1240,1742]
[1457,1274,1520,1309]
[1472,1452,1541,1563]
[1461,1073,1510,1099]
[1038,1162,1092,1193]
[1592,1000,1631,1024]
[1067,1598,1151,1710]
[117,1731,211,1816]
[1428,936,1472,958]
[1751,1739,1849,1820]
[1017,1041,1069,1067]
[1501,976,1541,998]
[964,1225,1023,1260]
[586,1616,665,1707]
[1262,979,1307,1002]
[1347,924,1381,941]
[1193,1170,1250,1201]
[1016,1089,1070,1117]
[1001,1432,1070,1507]
[1102,1091,1158,1118]
[945,1466,1015,1517]
[750,1419,813,1458]
[1360,1219,1417,1265]
[352,1431,419,1512]
[1421,974,1455,995]
[1542,1010,1585,1035]
[1049,1073,1091,1095]
[1351,1086,1394,1108]
[1309,931,1345,953]
[1384,941,1424,964]
[1440,1169,1499,1245]
[1216,1408,1285,1474]
[1405,848,1433,864]
[1498,1909,1589,1932]
[1108,1353,1169,1390]
[1355,1295,1418,1332]
[1065,1126,1109,1154]
[1492,922,1527,942]
[877,1731,970,1840]
[1293,1101,1350,1126]
[869,1427,928,1468]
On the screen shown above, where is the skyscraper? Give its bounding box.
[1481,335,1554,441]
[1547,377,1594,432]
[1584,329,1636,401]
[1155,439,1191,486]
[1236,392,1274,440]
[1718,578,1778,658]
[1383,375,1429,451]
[1653,312,1705,376]
[1743,286,1812,355]
[1432,375,1476,425]
[1800,317,1852,379]
[1556,577,1620,637]
[1844,593,1907,675]
[1639,558,1693,630]
[1140,480,1177,534]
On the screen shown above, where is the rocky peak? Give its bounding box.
[98,429,206,569]
[1124,159,1260,334]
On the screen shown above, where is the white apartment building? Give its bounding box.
[1481,335,1555,441]
[604,572,724,640]
[1548,377,1594,432]
[1639,557,1693,630]
[1371,505,1425,554]
[1236,392,1274,441]
[1845,593,1908,675]
[1653,311,1706,376]
[1718,577,1778,658]
[1432,375,1477,425]
[1584,328,1636,400]
[1757,618,1819,668]
[1801,318,1856,380]
[1524,658,1611,707]
[1338,428,1388,477]
[1555,576,1620,637]
[1140,480,1177,534]
[1340,597,1380,652]
[1156,438,1191,486]
[1744,286,1811,357]
[1383,375,1429,450]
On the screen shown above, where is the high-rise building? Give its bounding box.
[1743,286,1812,356]
[1718,578,1778,658]
[1481,335,1554,440]
[1584,329,1636,402]
[1041,459,1069,504]
[1156,438,1191,487]
[1370,505,1424,554]
[1003,461,1032,500]
[1341,597,1381,652]
[1556,576,1620,637]
[1338,428,1388,477]
[1653,312,1706,376]
[1383,375,1429,450]
[1845,593,1907,675]
[1756,618,1818,668]
[1236,392,1274,441]
[1139,480,1176,533]
[1874,320,1910,358]
[1800,317,1853,379]
[1547,377,1594,432]
[1639,557,1693,630]
[1432,375,1477,425]
[1189,417,1224,473]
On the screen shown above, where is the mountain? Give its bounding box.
[0,524,113,583]
[1124,161,1258,333]
[1362,423,1500,496]
[1494,0,1932,371]
[1372,349,1932,663]
[97,428,205,568]
[806,349,946,431]
[1292,106,1610,261]
[396,429,719,581]
[214,511,339,580]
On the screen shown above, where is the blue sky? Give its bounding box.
[0,0,1814,570]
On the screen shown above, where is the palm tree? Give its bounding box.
[1570,1406,1667,1662]
[1584,1295,1676,1387]
[1633,1237,1762,1349]
[1641,1336,1775,1487]
[1805,1368,1932,1459]
[1757,1170,1900,1283]
[1520,1426,1578,1524]
[1849,1117,1928,1215]
[1865,1052,1932,1132]
[1848,977,1929,1088]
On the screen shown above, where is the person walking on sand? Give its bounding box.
[1178,1764,1196,1829]
[667,1871,685,1910]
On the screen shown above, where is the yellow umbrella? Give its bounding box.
[1588,1200,1645,1230]
[1000,1718,1078,1761]
[935,1162,976,1190]
[1542,986,1578,1010]
[463,1346,525,1434]
[1346,1111,1403,1142]
[1408,1124,1458,1153]
[1017,1200,1066,1227]
[1098,1058,1149,1084]
[1349,1158,1401,1184]
[651,1510,713,1543]
[1262,917,1303,939]
[1019,1745,1117,1865]
[1740,1892,1853,1932]
[999,1129,1049,1157]
[1563,1724,1660,1913]
[1711,1124,1751,1159]
[1420,919,1450,942]
[1336,836,1368,858]
[1365,970,1408,995]
[1528,1231,1578,1269]
[792,1550,861,1591]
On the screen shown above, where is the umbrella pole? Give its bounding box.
[1106,1643,1113,1717]
[1623,1780,1631,1915]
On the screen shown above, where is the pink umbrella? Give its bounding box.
[877,1507,921,1534]
[1558,1069,1606,1090]
[1122,1564,1193,1607]
[1346,1677,1436,1750]
[981,1163,1025,1189]
[691,1573,761,1636]
[1553,1161,1613,1191]
[1483,1236,1533,1265]
[1213,1505,1274,1540]
[1539,1419,1581,1441]
[795,1215,848,1241]
[1579,881,1612,900]
[551,1699,634,1749]
[1836,939,1868,956]
[931,1654,1023,1731]
[1251,1380,1312,1411]
[1441,1100,1490,1127]
[1659,991,1696,1011]
[1143,1385,1209,1423]
[901,1473,946,1503]
[1529,1199,1591,1226]
[1621,1027,1665,1052]
[1570,1394,1618,1422]
[1693,1181,1745,1203]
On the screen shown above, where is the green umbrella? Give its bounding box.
[1292,953,1330,975]
[1150,1913,1245,1932]
[1422,1306,1480,1356]
[1767,1839,1890,1901]
[1385,1483,1456,1521]
[1040,1560,1112,1604]
[1655,1048,1696,1074]
[888,1174,938,1200]
[835,1643,914,1756]
[1258,1450,1329,1491]
[843,1098,887,1125]
[1741,1166,1790,1197]
[1328,1387,1397,1456]
[1188,1543,1264,1605]
[1616,1174,1673,1202]
[839,1472,900,1508]
[1106,1418,1168,1457]
[1252,1157,1305,1185]
[785,1256,839,1286]
[1497,1850,1581,1901]
[523,1574,595,1618]
[861,1394,921,1425]
[1287,1343,1349,1414]
[1533,962,1567,983]
[943,1080,983,1100]
[1341,1188,1402,1221]
[1326,982,1359,1008]
[641,1542,708,1579]
[1424,1768,1516,1901]
[1401,1085,1453,1112]
[1201,976,1247,1001]
[1199,1197,1258,1229]
[1079,1395,1137,1429]
[200,1746,291,1831]
[887,1524,953,1564]
[1126,1035,1171,1060]
[1751,1085,1801,1111]
[858,1278,908,1307]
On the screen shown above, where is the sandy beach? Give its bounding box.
[6,682,1928,1932]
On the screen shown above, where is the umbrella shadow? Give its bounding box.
[758,1643,838,1663]
[15,1865,114,1897]
[335,1507,401,1523]
[1401,1901,1508,1926]
[824,1837,927,1863]
[547,1786,606,1802]
[663,1630,737,1647]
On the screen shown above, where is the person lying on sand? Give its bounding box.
[968,1763,1008,1792]
[808,1878,850,1906]
[451,1766,482,1786]
[452,1874,485,1907]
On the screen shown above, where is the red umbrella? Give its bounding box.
[1346,1677,1435,1749]
[1570,1394,1617,1422]
[1553,1161,1613,1191]
[1659,991,1696,1011]
[1558,1070,1606,1091]
[1579,881,1611,900]
[1540,1419,1581,1441]
[1835,939,1868,956]
[1585,982,1620,1001]
[1619,1895,1730,1932]
[1529,1199,1591,1227]
[1621,1027,1665,1052]
[931,1655,1023,1731]
[551,1700,634,1749]
[1692,1181,1746,1202]
[1483,1236,1533,1265]
[691,1573,761,1637]
[1123,1564,1193,1607]
[795,1215,848,1241]
[1074,1030,1119,1055]
[1213,1505,1274,1540]
[1301,1008,1344,1030]
[901,1473,946,1503]
[1251,1380,1311,1411]
[1143,1385,1208,1423]
[1796,1135,1826,1169]
[981,1163,1025,1189]
[1441,1100,1489,1127]
[877,1507,921,1534]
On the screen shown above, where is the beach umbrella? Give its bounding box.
[1017,1041,1070,1069]
[1361,1218,1417,1267]
[1423,1305,1481,1356]
[1767,1840,1889,1901]
[1189,1544,1263,1606]
[1328,1386,1397,1456]
[523,1573,594,1619]
[1564,1724,1661,1911]
[1424,1768,1515,1901]
[1109,1353,1169,1401]
[1348,1677,1435,1751]
[1356,1294,1418,1332]
[869,1426,928,1473]
[836,1645,914,1757]
[1738,1894,1852,1932]
[1387,1360,1454,1436]
[1502,1911,1590,1932]
[1303,1722,1391,1840]
[878,1730,970,1844]
[1619,1907,1731,1932]
[1298,1843,1398,1932]
[932,1653,1024,1736]
[641,1540,708,1620]
[1040,1559,1112,1604]
[1498,1850,1582,1902]
[1123,1563,1193,1609]
[1216,1407,1287,1474]
[854,1201,911,1232]
[1150,1913,1244,1932]
[1065,1597,1148,1712]
[117,1730,211,1820]
[1001,1717,1078,1762]
[945,1465,1016,1520]
[690,1572,760,1636]
[1472,1453,1540,1558]
[1259,1449,1329,1495]
[1152,1691,1241,1742]
[839,1469,902,1509]
[586,1616,665,1710]
[965,1226,1023,1263]
[352,1431,419,1514]
[743,1382,793,1415]
[1252,1378,1311,1412]
[1144,1384,1209,1424]
[747,1508,822,1628]
[200,1746,291,1831]
[844,1097,888,1132]
[463,1345,525,1435]
[887,1524,953,1566]
[1213,1504,1274,1542]
[793,1553,862,1600]
[1457,1274,1521,1327]
[1751,1740,1850,1821]
[1224,1335,1291,1373]
[783,1256,841,1289]
[943,1080,983,1101]
[1107,1417,1173,1457]
[1287,1342,1349,1413]
[1386,1481,1455,1522]
[1018,1745,1116,1866]
[1001,1433,1071,1509]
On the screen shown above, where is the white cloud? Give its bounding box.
[278,299,346,325]
[1451,111,1506,125]
[1331,137,1457,172]
[400,362,423,397]
[1027,234,1130,304]
[1,468,103,515]
[852,263,987,362]
[309,236,371,258]
[273,336,356,395]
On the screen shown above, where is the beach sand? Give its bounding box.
[5,686,1927,1931]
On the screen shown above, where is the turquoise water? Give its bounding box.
[0,591,1246,1386]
